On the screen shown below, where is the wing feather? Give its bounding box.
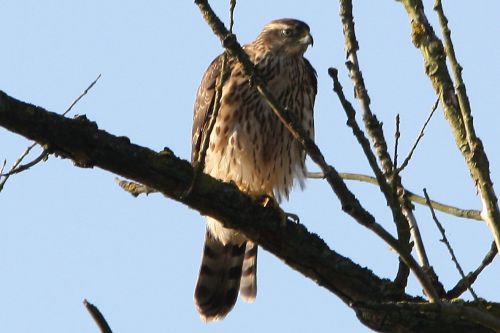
[191,54,229,164]
[304,57,317,102]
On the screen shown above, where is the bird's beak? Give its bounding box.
[299,33,314,47]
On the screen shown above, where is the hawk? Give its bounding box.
[191,18,316,321]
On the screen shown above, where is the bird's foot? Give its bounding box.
[257,194,300,225]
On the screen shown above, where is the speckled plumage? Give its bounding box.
[192,18,316,322]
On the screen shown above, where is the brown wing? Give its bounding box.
[304,57,317,106]
[191,54,229,164]
[303,57,317,140]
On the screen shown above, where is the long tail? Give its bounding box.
[194,231,246,322]
[240,241,258,302]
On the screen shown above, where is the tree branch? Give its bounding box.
[400,0,500,256]
[83,299,113,333]
[0,88,388,312]
[308,171,482,221]
[447,241,498,299]
[3,90,500,332]
[397,98,439,173]
[338,0,417,289]
[424,189,478,300]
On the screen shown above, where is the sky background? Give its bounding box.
[1,1,499,332]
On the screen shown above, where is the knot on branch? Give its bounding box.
[74,114,98,130]
[411,21,429,48]
[222,33,237,49]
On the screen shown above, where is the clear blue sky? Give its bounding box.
[1,1,499,332]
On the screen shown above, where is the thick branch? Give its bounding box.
[400,0,500,255]
[0,89,387,305]
[2,90,500,332]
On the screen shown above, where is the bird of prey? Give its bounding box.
[191,18,317,322]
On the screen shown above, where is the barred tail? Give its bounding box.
[194,230,246,322]
[240,241,258,302]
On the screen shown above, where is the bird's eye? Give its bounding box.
[281,28,294,38]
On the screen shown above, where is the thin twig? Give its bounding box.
[424,188,478,300]
[228,0,236,32]
[329,66,416,292]
[398,98,439,173]
[83,299,113,333]
[0,74,102,185]
[63,74,102,116]
[404,207,431,268]
[394,117,432,276]
[1,147,48,177]
[195,0,440,303]
[447,241,497,299]
[394,114,400,169]
[0,142,37,191]
[308,171,482,221]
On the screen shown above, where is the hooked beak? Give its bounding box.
[300,32,314,47]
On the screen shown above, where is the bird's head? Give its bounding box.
[255,18,313,56]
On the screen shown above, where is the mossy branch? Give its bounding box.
[400,0,500,256]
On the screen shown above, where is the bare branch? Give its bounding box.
[0,74,102,189]
[228,0,236,32]
[433,3,500,248]
[0,88,394,309]
[338,0,416,291]
[398,98,439,173]
[404,207,431,268]
[400,0,500,255]
[0,147,49,177]
[448,241,498,299]
[63,74,101,116]
[328,67,435,297]
[394,114,401,169]
[424,189,478,300]
[309,171,481,221]
[4,89,500,332]
[0,142,37,192]
[358,301,500,333]
[83,299,113,333]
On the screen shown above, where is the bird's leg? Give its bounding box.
[256,193,300,225]
[181,161,203,199]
